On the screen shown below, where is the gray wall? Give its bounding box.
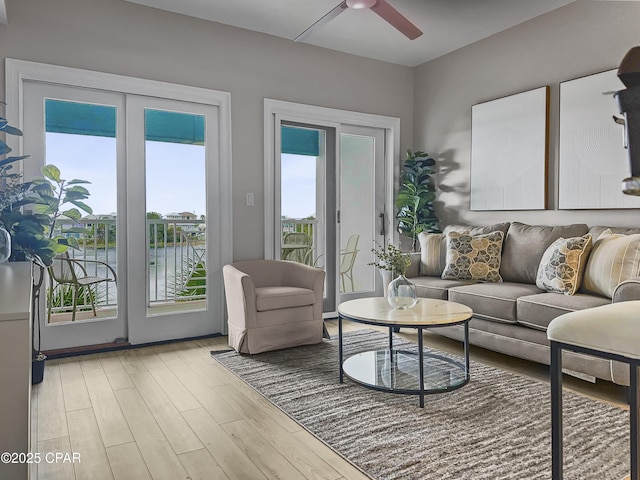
[414,1,640,229]
[0,0,414,260]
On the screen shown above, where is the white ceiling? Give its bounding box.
[124,0,578,66]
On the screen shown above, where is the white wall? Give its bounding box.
[0,0,414,260]
[414,1,640,229]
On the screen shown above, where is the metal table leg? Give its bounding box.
[464,321,470,380]
[339,316,344,383]
[418,327,424,408]
[631,363,639,480]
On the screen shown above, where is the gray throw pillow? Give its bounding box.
[500,222,589,284]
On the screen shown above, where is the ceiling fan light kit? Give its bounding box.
[294,0,422,42]
[346,0,377,9]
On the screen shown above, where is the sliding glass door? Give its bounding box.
[274,119,387,313]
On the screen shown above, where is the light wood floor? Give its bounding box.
[32,320,629,480]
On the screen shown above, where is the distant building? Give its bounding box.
[165,212,197,221]
[166,212,200,235]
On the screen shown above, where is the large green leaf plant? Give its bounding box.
[395,149,439,251]
[0,103,92,266]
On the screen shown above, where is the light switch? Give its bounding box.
[246,192,255,206]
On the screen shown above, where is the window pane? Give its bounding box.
[144,109,207,315]
[44,99,118,323]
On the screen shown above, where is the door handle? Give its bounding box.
[379,213,385,236]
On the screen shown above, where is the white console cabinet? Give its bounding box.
[0,262,33,480]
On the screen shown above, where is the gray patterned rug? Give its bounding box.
[211,329,629,480]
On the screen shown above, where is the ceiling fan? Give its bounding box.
[294,0,423,42]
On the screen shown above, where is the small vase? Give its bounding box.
[387,274,418,310]
[379,268,393,295]
[0,225,10,264]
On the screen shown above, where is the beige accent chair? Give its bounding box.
[223,259,327,354]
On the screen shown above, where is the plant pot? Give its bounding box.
[387,274,418,310]
[32,353,46,385]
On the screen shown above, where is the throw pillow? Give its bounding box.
[535,234,593,295]
[442,231,505,282]
[418,232,446,276]
[500,222,589,284]
[582,229,640,298]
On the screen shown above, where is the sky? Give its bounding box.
[46,133,206,217]
[280,153,316,219]
[46,133,315,220]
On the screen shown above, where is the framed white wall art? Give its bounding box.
[559,69,640,209]
[470,86,549,211]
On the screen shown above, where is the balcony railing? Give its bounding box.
[48,216,320,318]
[48,218,206,318]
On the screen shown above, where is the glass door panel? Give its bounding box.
[127,96,223,344]
[44,99,120,323]
[23,82,127,350]
[278,123,337,312]
[339,126,386,303]
[144,109,207,316]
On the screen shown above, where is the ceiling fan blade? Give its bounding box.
[294,1,348,42]
[371,0,422,40]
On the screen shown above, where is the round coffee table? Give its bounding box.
[337,297,473,407]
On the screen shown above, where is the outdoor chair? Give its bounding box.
[340,234,359,292]
[47,252,117,321]
[281,231,313,264]
[223,259,326,354]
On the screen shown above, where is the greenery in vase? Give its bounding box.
[395,149,440,251]
[369,243,411,277]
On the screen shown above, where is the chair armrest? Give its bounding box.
[68,258,117,283]
[223,264,258,328]
[613,277,640,303]
[405,252,421,279]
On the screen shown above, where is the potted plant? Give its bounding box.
[395,149,440,251]
[1,102,92,383]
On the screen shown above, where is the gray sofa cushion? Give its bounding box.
[588,225,640,238]
[448,282,543,324]
[500,222,589,284]
[411,277,475,300]
[443,222,510,236]
[516,292,609,331]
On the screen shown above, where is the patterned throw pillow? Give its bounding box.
[535,234,592,295]
[441,231,505,282]
[582,229,640,298]
[418,232,446,276]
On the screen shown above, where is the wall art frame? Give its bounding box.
[470,86,549,211]
[558,68,640,209]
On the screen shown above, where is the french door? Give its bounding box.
[21,80,226,350]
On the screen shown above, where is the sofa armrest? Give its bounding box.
[405,252,421,279]
[613,277,640,303]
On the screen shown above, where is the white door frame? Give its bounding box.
[6,59,233,348]
[264,99,400,314]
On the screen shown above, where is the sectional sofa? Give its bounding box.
[405,221,640,386]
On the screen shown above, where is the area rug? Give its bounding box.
[211,329,629,480]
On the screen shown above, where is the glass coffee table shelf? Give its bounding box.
[338,297,473,407]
